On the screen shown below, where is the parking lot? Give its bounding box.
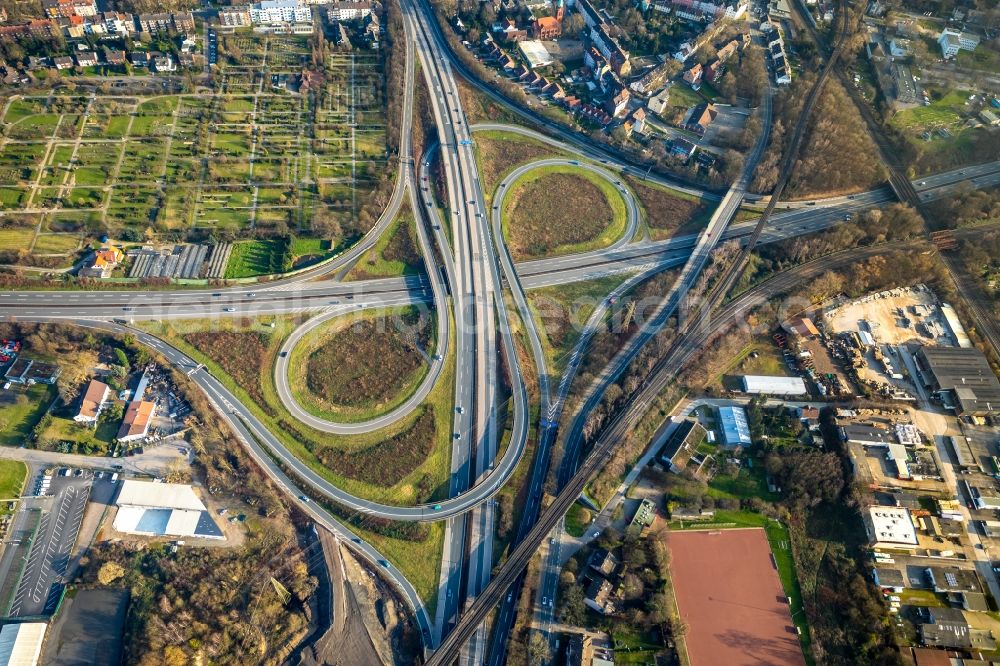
[8,471,92,618]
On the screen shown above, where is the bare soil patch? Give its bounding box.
[507,172,613,260]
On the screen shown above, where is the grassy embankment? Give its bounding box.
[344,203,423,281]
[526,275,630,378]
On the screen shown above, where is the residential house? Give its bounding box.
[218,6,252,26]
[74,379,110,424]
[683,102,717,134]
[682,62,703,87]
[172,11,195,33]
[0,19,57,40]
[647,86,671,116]
[43,0,97,19]
[75,50,98,67]
[584,577,615,614]
[588,549,619,577]
[139,12,174,35]
[129,51,148,67]
[79,247,124,278]
[496,19,527,43]
[248,0,313,25]
[630,107,646,133]
[103,49,125,65]
[153,54,176,72]
[605,86,629,117]
[117,400,156,442]
[53,56,74,70]
[533,15,561,39]
[669,137,698,160]
[102,12,136,37]
[28,56,50,70]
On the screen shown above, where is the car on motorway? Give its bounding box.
[298,495,310,503]
[123,307,133,311]
[380,560,390,567]
[248,292,257,297]
[279,351,288,357]
[457,406,465,414]
[433,504,442,511]
[454,432,462,440]
[541,597,548,606]
[224,307,236,312]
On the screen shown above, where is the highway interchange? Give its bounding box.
[3,0,1000,660]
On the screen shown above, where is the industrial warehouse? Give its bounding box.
[113,480,224,540]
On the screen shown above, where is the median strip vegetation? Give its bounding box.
[503,166,627,261]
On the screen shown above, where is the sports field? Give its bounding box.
[668,528,806,666]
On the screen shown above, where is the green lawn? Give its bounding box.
[0,384,54,447]
[40,415,117,455]
[0,460,27,507]
[224,239,283,278]
[891,89,970,132]
[565,502,592,537]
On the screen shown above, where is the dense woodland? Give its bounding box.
[734,204,925,294]
[752,75,885,196]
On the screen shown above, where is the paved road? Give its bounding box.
[3,157,996,321]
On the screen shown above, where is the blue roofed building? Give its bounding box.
[718,405,752,447]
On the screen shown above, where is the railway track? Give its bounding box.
[425,3,855,663]
[792,0,1000,359]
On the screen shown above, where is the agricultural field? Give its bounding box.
[0,36,388,273]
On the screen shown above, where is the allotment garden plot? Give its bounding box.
[0,36,388,268]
